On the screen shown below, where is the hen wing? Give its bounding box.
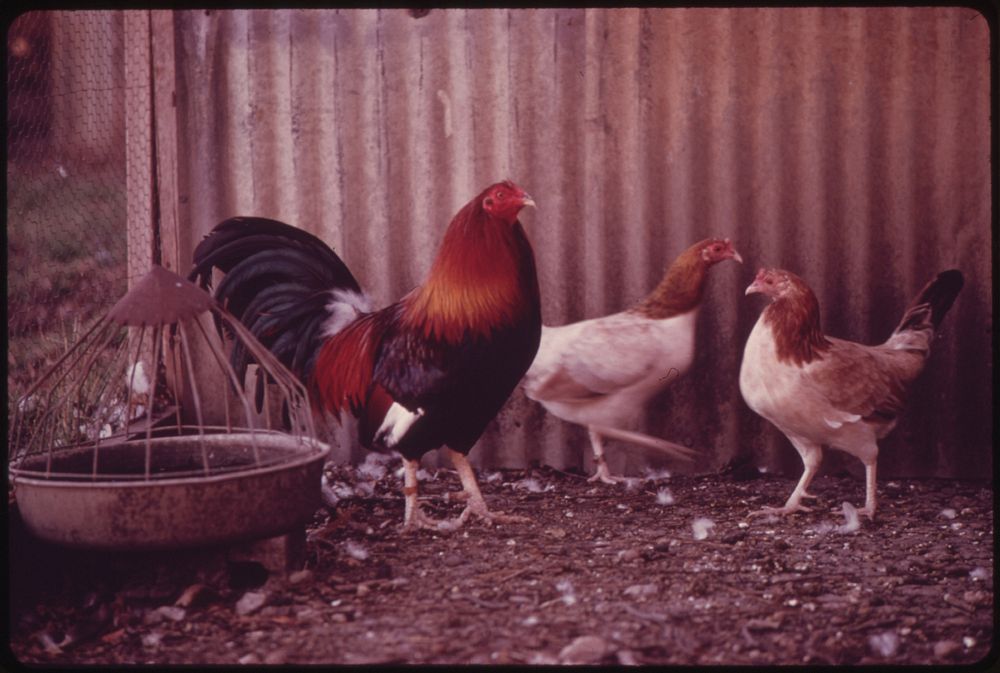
[802,337,925,428]
[525,313,678,403]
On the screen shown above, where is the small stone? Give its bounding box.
[442,554,464,567]
[175,583,211,608]
[559,635,608,664]
[618,548,641,562]
[288,569,313,585]
[296,607,321,621]
[235,591,269,616]
[963,590,989,606]
[143,605,186,625]
[528,651,560,665]
[238,653,260,665]
[156,606,186,622]
[617,649,639,665]
[264,649,289,664]
[934,640,961,659]
[623,583,658,599]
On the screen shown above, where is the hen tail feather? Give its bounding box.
[591,425,697,462]
[888,270,963,351]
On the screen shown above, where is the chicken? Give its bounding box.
[190,181,542,531]
[522,238,743,483]
[739,267,963,519]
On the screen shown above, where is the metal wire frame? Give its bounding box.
[8,268,322,483]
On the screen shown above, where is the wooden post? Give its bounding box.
[124,10,153,285]
[151,10,181,274]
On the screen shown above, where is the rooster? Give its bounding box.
[522,238,743,483]
[190,181,542,531]
[739,267,963,519]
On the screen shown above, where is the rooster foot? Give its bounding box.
[748,503,813,519]
[437,499,530,531]
[399,505,448,533]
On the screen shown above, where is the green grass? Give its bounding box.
[6,161,128,398]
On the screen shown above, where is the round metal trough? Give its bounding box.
[10,433,330,550]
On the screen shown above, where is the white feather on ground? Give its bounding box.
[691,517,715,540]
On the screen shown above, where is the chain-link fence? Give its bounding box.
[7,11,155,412]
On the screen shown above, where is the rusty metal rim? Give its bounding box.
[9,432,331,486]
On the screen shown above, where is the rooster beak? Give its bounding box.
[521,195,536,209]
[732,251,744,264]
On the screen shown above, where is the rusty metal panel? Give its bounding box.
[161,7,991,478]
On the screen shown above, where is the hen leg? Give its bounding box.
[856,452,878,519]
[750,436,823,517]
[441,449,529,529]
[586,428,623,484]
[400,458,447,532]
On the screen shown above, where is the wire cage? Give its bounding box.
[8,265,330,550]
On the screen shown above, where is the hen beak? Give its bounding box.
[744,279,762,296]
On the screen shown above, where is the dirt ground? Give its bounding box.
[6,458,995,666]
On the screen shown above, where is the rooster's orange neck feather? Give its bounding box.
[402,205,538,342]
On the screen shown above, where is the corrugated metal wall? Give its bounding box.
[152,7,992,479]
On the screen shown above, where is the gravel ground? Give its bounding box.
[7,458,995,666]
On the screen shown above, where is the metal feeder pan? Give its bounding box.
[10,433,330,550]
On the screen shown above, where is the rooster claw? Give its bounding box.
[399,505,449,533]
[442,501,529,530]
[748,503,813,519]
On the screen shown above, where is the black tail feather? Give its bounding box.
[188,217,367,404]
[895,269,964,334]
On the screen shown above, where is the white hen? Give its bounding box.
[523,238,742,483]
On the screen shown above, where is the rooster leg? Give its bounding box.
[586,428,623,484]
[400,458,447,532]
[441,449,529,529]
[445,489,471,503]
[750,437,822,517]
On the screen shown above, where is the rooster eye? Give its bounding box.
[495,191,505,200]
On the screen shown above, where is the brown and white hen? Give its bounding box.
[739,267,963,519]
